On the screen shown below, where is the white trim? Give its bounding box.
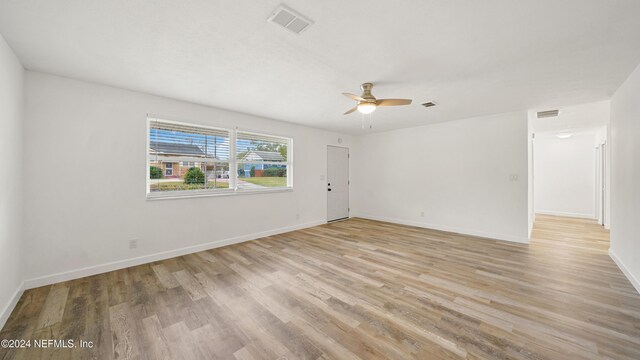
[147,187,235,200]
[287,137,293,188]
[229,127,237,190]
[147,114,232,133]
[0,282,24,331]
[146,116,151,195]
[146,187,293,200]
[23,220,323,290]
[609,249,640,295]
[535,210,595,219]
[528,213,536,239]
[353,214,529,244]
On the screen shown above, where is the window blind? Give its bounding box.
[149,119,230,162]
[148,118,232,194]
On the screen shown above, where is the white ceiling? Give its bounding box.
[1,1,640,134]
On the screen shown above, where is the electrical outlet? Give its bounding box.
[129,239,138,249]
[420,211,425,217]
[509,174,519,181]
[296,213,300,220]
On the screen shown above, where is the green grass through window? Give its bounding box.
[241,177,287,187]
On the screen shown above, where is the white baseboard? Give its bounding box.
[0,282,24,331]
[23,220,325,290]
[535,210,595,219]
[353,214,529,244]
[528,213,536,240]
[609,249,640,295]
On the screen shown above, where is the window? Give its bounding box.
[147,117,292,198]
[236,131,290,189]
[148,118,231,196]
[180,161,198,169]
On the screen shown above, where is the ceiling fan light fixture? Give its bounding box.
[343,83,411,116]
[357,103,376,114]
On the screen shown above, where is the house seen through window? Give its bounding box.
[236,131,289,190]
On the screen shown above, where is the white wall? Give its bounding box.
[533,131,598,219]
[23,72,352,286]
[610,63,640,293]
[351,112,529,243]
[0,34,24,328]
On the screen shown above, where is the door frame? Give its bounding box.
[600,142,606,225]
[326,145,350,223]
[596,141,606,225]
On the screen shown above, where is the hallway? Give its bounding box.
[532,214,610,253]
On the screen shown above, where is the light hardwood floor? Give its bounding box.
[1,215,639,359]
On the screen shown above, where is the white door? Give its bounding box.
[327,146,349,222]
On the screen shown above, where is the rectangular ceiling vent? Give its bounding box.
[268,5,314,35]
[537,110,559,118]
[422,102,437,108]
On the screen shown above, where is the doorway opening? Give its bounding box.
[528,102,610,245]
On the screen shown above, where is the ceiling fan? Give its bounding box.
[342,83,412,115]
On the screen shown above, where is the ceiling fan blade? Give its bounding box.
[343,92,366,101]
[343,106,358,115]
[376,99,412,106]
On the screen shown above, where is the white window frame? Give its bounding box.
[147,117,293,200]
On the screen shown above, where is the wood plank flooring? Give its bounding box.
[1,215,639,359]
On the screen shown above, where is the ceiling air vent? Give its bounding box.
[268,5,313,35]
[422,102,437,108]
[537,110,559,118]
